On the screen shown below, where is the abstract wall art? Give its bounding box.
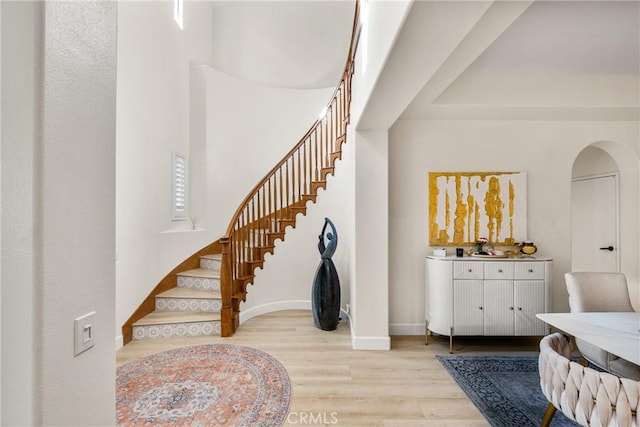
[428,172,527,246]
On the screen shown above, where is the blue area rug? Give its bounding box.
[437,354,578,427]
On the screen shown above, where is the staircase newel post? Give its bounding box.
[220,236,234,337]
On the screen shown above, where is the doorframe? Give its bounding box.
[571,172,621,272]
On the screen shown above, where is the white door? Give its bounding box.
[571,174,619,272]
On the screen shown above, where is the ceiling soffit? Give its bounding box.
[398,1,640,122]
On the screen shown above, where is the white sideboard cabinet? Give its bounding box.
[425,256,552,352]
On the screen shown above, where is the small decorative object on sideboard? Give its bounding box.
[433,248,447,257]
[475,237,488,254]
[520,241,538,257]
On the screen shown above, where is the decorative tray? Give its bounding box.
[471,253,508,258]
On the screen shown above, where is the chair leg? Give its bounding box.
[540,403,557,427]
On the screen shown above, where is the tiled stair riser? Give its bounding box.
[200,257,221,272]
[132,321,221,340]
[176,275,221,292]
[133,254,223,341]
[156,298,223,312]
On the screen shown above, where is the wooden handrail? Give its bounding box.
[220,1,362,337]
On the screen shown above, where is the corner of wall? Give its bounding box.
[351,334,391,351]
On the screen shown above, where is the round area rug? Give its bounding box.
[116,344,291,426]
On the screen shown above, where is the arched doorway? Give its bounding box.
[571,146,619,272]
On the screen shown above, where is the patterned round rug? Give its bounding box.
[116,344,291,426]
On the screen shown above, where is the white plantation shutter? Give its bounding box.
[172,151,187,220]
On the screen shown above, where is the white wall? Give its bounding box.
[116,1,214,342]
[205,64,352,326]
[2,1,117,424]
[205,68,334,239]
[342,0,412,348]
[249,0,414,348]
[241,121,356,325]
[1,2,39,423]
[592,139,640,309]
[0,2,3,419]
[207,1,353,90]
[116,1,348,342]
[352,130,390,349]
[351,0,413,126]
[572,146,617,178]
[388,119,639,332]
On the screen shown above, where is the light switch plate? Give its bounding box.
[74,311,96,356]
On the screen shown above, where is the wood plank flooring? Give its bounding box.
[116,309,542,426]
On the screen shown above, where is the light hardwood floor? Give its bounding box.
[116,309,542,426]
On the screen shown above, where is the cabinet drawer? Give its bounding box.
[453,262,483,279]
[484,262,514,279]
[515,262,545,280]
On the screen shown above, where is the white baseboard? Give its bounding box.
[351,335,391,350]
[116,334,123,350]
[389,323,425,336]
[239,300,311,323]
[219,300,392,351]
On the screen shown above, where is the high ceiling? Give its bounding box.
[467,1,638,75]
[389,0,640,124]
[207,1,639,123]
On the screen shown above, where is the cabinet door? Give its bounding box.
[453,280,483,335]
[484,280,514,335]
[514,280,545,335]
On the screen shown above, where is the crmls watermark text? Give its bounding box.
[287,411,339,425]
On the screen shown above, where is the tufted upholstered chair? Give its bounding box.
[565,272,640,381]
[539,333,640,427]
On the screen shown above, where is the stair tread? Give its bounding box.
[157,287,221,299]
[134,311,221,326]
[256,243,275,248]
[177,268,220,278]
[200,254,222,260]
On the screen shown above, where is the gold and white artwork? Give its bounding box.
[428,172,527,246]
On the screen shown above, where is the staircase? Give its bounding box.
[121,1,362,344]
[131,254,223,340]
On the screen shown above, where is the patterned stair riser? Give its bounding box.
[177,275,220,292]
[133,321,221,340]
[156,297,222,313]
[200,258,221,272]
[132,254,224,342]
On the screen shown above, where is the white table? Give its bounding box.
[536,312,640,366]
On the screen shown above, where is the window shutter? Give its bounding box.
[172,151,187,220]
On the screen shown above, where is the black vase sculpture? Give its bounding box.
[311,218,341,331]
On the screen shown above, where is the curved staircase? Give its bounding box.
[122,1,361,344]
